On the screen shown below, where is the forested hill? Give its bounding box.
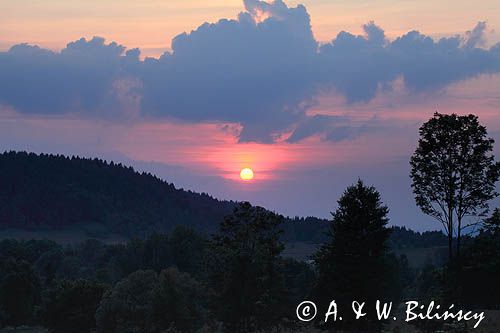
[0,151,239,236]
[0,151,447,246]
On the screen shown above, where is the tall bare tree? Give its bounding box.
[410,112,500,260]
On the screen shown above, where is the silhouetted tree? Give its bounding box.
[281,258,315,306]
[95,270,159,333]
[168,225,207,278]
[95,268,203,333]
[40,279,107,333]
[447,208,500,308]
[410,113,500,259]
[314,180,400,332]
[484,207,500,233]
[0,258,40,327]
[0,151,236,236]
[207,202,286,332]
[150,267,205,332]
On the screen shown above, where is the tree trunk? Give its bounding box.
[448,229,453,261]
[448,208,453,261]
[456,217,461,258]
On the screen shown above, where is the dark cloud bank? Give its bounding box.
[1,0,499,143]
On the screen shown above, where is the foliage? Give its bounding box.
[207,202,287,332]
[281,258,315,306]
[450,210,500,308]
[314,180,401,331]
[0,151,236,236]
[95,270,158,333]
[0,151,348,243]
[410,112,500,259]
[150,267,206,332]
[40,279,107,333]
[483,207,500,233]
[0,151,458,247]
[1,144,500,332]
[95,268,203,333]
[0,258,40,328]
[281,216,330,243]
[388,226,447,249]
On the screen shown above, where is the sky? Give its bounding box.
[1,0,500,231]
[2,0,500,57]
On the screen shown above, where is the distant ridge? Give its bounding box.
[0,151,447,249]
[0,151,238,237]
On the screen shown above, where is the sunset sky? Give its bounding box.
[1,0,500,230]
[2,0,500,57]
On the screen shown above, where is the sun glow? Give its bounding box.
[240,167,254,181]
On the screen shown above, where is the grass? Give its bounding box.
[283,241,448,270]
[0,226,127,245]
[0,327,47,333]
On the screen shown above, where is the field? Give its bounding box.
[0,328,47,333]
[283,242,448,269]
[0,227,127,245]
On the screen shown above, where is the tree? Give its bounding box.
[95,268,204,333]
[410,112,500,260]
[168,226,207,278]
[483,207,500,233]
[206,202,286,332]
[314,180,400,331]
[281,258,315,307]
[442,209,500,308]
[95,270,159,333]
[40,279,107,333]
[150,267,205,332]
[0,258,40,327]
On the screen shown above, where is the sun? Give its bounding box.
[240,168,254,181]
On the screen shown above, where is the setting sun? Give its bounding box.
[240,167,254,181]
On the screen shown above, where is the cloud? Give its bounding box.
[0,1,499,143]
[318,21,500,101]
[244,0,290,20]
[285,115,363,143]
[464,21,487,49]
[0,37,127,115]
[363,21,387,46]
[136,0,317,142]
[285,114,381,143]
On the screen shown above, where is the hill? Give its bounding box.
[0,151,238,237]
[0,151,447,251]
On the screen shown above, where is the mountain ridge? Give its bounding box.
[0,151,448,249]
[0,151,238,236]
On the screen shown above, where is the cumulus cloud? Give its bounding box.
[463,21,487,49]
[318,21,500,101]
[244,0,290,20]
[0,1,499,143]
[286,114,378,143]
[137,0,316,142]
[0,37,127,115]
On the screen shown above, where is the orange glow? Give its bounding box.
[1,0,499,58]
[252,9,271,23]
[5,74,496,189]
